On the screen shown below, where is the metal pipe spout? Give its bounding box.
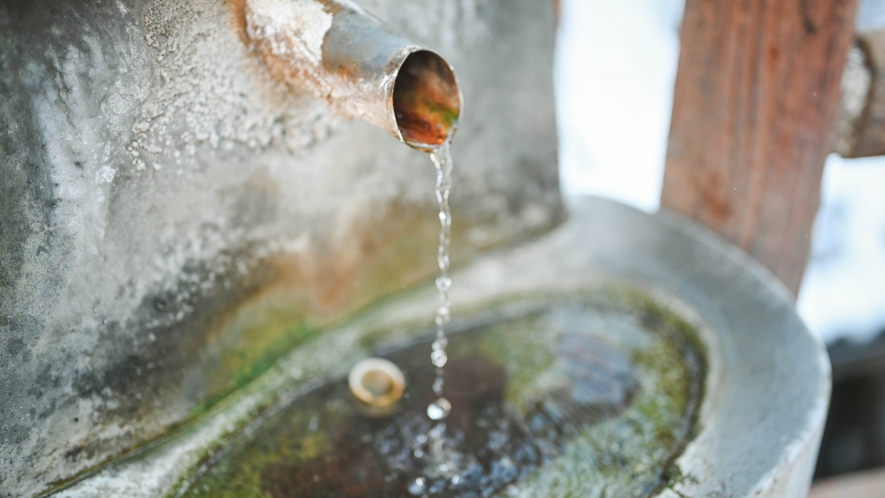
[242,0,462,150]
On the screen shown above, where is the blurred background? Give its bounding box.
[555,0,885,495]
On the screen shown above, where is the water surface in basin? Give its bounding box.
[180,294,704,497]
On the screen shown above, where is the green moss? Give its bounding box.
[469,314,558,412]
[172,283,706,497]
[191,318,321,418]
[181,401,336,498]
[499,287,706,497]
[662,463,699,491]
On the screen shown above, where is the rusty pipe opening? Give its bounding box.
[242,0,461,151]
[393,50,461,150]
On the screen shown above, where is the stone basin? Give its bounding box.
[53,197,829,497]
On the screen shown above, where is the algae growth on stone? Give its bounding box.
[177,291,704,497]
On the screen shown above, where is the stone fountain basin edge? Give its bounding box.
[52,196,829,498]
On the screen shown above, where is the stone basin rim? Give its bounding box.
[46,196,830,498]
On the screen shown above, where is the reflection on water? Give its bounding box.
[181,296,704,497]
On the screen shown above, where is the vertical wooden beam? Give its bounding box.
[843,30,885,158]
[662,0,858,295]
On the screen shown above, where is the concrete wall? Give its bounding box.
[0,0,560,494]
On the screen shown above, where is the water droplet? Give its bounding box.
[431,349,448,368]
[408,477,427,495]
[432,337,448,350]
[429,422,447,438]
[432,376,444,395]
[427,397,451,420]
[435,277,451,292]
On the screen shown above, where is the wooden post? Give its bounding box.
[842,30,885,158]
[662,0,858,295]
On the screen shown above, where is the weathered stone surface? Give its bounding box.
[0,0,560,495]
[51,197,829,498]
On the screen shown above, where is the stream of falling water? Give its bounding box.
[402,140,456,496]
[427,140,454,422]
